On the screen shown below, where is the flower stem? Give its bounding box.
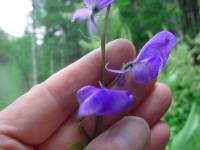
[94,6,111,138]
[78,119,92,141]
[100,5,111,85]
[94,116,103,137]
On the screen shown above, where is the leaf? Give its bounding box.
[171,103,199,150]
[67,140,88,149]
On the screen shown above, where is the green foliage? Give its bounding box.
[67,140,88,149]
[159,40,200,132]
[159,34,200,149]
[186,120,200,150]
[0,62,26,109]
[116,0,181,48]
[8,34,33,88]
[0,31,30,109]
[170,103,199,150]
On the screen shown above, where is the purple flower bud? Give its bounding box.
[107,31,177,84]
[72,0,115,22]
[71,8,92,22]
[76,86,134,117]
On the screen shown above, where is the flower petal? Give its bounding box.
[78,89,134,117]
[83,0,95,8]
[87,17,98,35]
[116,74,126,86]
[96,0,115,10]
[134,31,177,68]
[71,8,92,22]
[105,63,130,74]
[132,57,163,84]
[76,85,98,104]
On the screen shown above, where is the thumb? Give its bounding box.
[86,116,150,150]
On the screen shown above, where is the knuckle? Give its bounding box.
[29,83,56,102]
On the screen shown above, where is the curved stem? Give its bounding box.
[107,64,126,88]
[107,61,133,88]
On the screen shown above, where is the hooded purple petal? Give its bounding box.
[132,57,163,84]
[130,31,176,84]
[78,88,134,117]
[72,8,92,22]
[134,31,176,68]
[106,31,176,85]
[96,0,115,9]
[76,85,98,104]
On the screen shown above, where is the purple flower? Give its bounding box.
[72,0,114,22]
[106,31,177,84]
[76,85,134,117]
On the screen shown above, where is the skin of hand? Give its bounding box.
[0,39,172,150]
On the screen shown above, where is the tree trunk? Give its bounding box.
[177,0,200,36]
[60,48,65,68]
[31,28,38,85]
[50,51,54,74]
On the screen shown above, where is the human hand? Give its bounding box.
[0,39,171,150]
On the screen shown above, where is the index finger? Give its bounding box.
[0,39,135,145]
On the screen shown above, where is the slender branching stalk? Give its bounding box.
[94,5,111,137]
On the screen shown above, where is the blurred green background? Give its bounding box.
[0,0,200,149]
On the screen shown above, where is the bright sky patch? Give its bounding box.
[0,0,32,37]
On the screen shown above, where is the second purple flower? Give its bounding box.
[107,31,177,84]
[72,0,115,22]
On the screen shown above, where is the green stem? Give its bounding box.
[94,6,111,138]
[94,116,103,137]
[79,120,92,141]
[100,5,111,85]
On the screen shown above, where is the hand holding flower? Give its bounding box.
[0,40,172,150]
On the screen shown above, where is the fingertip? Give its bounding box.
[132,82,172,126]
[86,116,150,150]
[122,116,150,132]
[150,121,170,150]
[110,38,136,59]
[106,38,136,69]
[104,39,136,85]
[152,121,170,138]
[156,83,172,107]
